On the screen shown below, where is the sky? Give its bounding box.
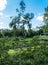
[0,0,48,29]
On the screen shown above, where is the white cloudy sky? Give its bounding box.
[0,0,7,11]
[0,0,48,29]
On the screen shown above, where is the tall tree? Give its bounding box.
[43,6,48,33]
[20,0,26,31]
[9,0,34,37]
[9,17,18,36]
[44,6,48,24]
[9,0,26,37]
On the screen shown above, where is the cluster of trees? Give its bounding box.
[9,0,48,37]
[0,28,44,38]
[0,0,48,38]
[0,29,14,37]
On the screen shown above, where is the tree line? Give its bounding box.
[0,0,48,38]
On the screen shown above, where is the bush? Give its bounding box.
[31,36,39,46]
[1,45,48,65]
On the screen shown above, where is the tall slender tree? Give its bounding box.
[44,6,48,24]
[9,17,18,36]
[20,0,26,32]
[43,6,48,33]
[9,0,34,37]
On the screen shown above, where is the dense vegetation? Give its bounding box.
[0,36,48,65]
[0,0,48,65]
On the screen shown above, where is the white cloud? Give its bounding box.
[32,28,39,31]
[0,12,3,16]
[0,0,7,11]
[0,26,7,29]
[0,22,10,29]
[0,22,5,29]
[0,12,10,18]
[36,15,44,21]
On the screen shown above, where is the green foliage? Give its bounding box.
[1,29,14,37]
[43,6,48,33]
[0,32,3,38]
[1,44,48,65]
[0,3,48,65]
[31,36,39,46]
[43,25,48,33]
[0,35,48,65]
